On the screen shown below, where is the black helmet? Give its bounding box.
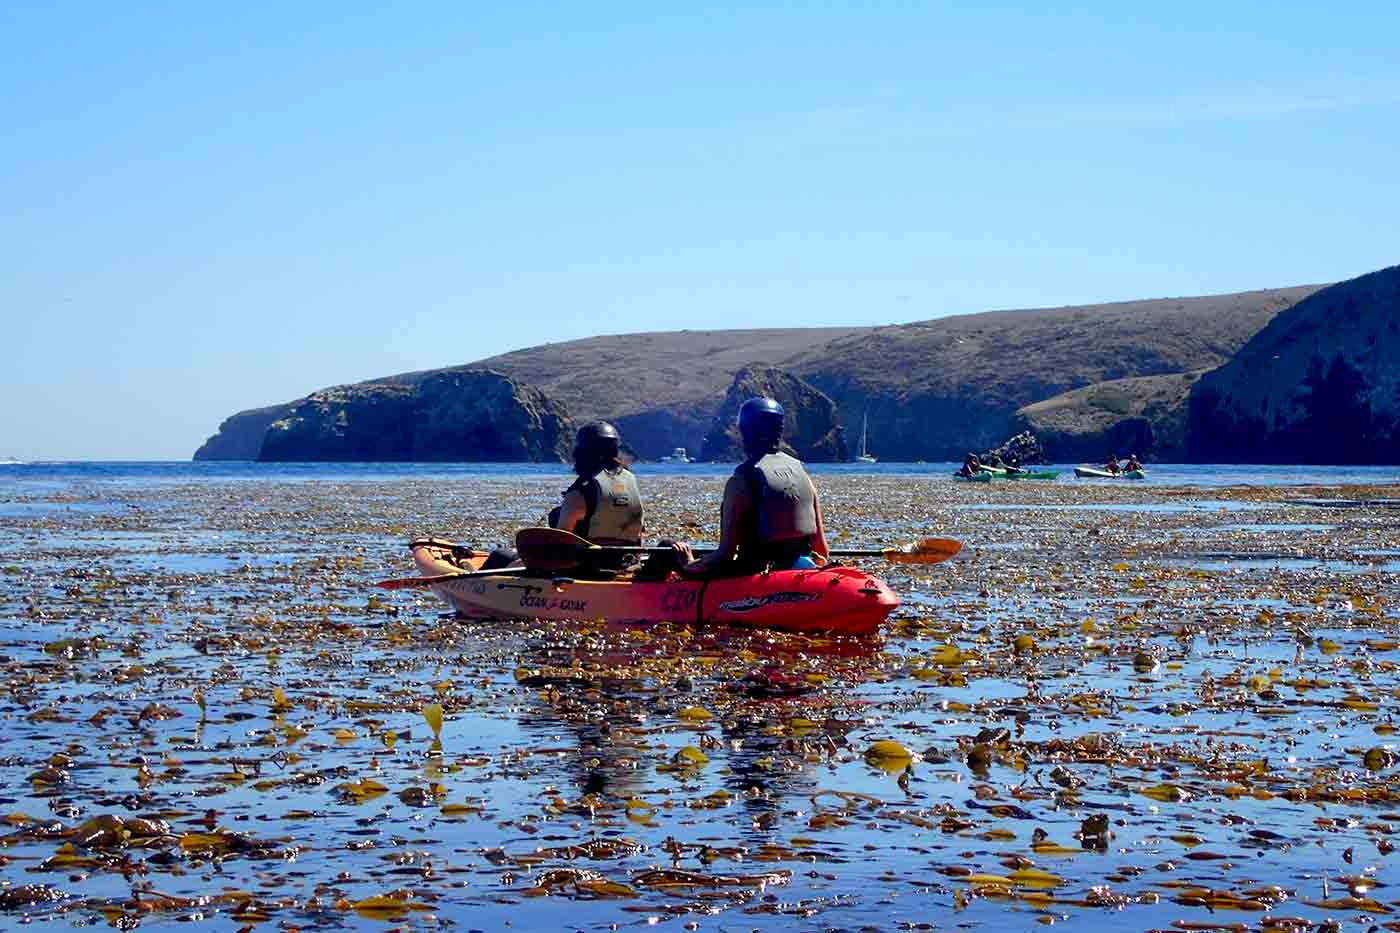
[574,421,621,460]
[738,397,785,439]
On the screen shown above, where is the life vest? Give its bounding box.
[736,451,817,561]
[569,467,643,546]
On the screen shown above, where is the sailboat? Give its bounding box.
[855,414,878,464]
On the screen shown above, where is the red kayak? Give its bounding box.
[409,540,899,636]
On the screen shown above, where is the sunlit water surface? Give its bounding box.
[2,462,1400,930]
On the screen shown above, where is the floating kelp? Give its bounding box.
[3,471,1400,928]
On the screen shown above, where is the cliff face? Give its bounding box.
[196,283,1323,462]
[193,404,294,460]
[787,287,1318,460]
[1013,370,1204,461]
[257,370,573,462]
[700,366,848,463]
[1185,265,1400,463]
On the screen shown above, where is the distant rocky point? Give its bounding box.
[255,370,573,462]
[1012,370,1205,462]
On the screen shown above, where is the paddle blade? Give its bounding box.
[375,573,462,590]
[515,526,597,571]
[881,537,961,564]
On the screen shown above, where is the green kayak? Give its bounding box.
[1002,470,1060,480]
[953,470,993,482]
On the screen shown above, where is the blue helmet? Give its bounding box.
[738,396,785,440]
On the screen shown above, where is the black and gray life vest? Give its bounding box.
[570,467,643,545]
[736,451,817,555]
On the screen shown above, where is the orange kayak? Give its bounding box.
[409,540,899,636]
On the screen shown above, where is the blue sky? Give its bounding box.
[3,2,1398,459]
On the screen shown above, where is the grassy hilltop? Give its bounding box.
[472,285,1320,460]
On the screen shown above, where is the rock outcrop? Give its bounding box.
[699,366,848,463]
[1013,371,1204,462]
[979,431,1047,466]
[193,404,295,461]
[1185,265,1400,463]
[258,370,574,462]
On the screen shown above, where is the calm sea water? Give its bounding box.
[3,461,1400,929]
[3,459,1399,490]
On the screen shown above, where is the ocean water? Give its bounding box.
[3,459,1400,490]
[2,462,1400,929]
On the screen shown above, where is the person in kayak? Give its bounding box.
[550,421,644,568]
[958,453,983,478]
[685,397,830,576]
[1125,453,1142,472]
[1104,454,1121,475]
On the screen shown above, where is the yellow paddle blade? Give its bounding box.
[880,537,961,564]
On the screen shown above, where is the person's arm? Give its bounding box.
[686,475,750,574]
[552,489,588,533]
[810,479,830,563]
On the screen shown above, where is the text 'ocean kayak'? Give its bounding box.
[410,540,900,636]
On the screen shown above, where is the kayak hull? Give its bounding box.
[1074,467,1147,479]
[1003,470,1060,480]
[953,471,993,482]
[409,541,899,636]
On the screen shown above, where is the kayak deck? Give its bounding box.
[409,540,900,636]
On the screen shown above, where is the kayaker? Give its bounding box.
[959,453,982,478]
[1105,454,1121,475]
[684,397,830,576]
[1125,453,1142,472]
[550,422,644,568]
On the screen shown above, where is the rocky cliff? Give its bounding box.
[1013,370,1205,461]
[197,284,1321,462]
[785,287,1318,460]
[699,366,848,463]
[1185,265,1400,463]
[194,404,295,460]
[258,370,574,462]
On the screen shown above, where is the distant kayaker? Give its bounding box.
[1125,453,1142,472]
[958,453,983,478]
[685,397,830,576]
[550,421,644,566]
[1105,455,1121,475]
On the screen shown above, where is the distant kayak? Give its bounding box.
[953,470,993,482]
[1074,466,1147,480]
[1002,470,1060,480]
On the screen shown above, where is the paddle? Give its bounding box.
[375,566,529,590]
[513,527,960,572]
[374,539,527,590]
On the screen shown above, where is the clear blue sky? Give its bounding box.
[3,2,1397,459]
